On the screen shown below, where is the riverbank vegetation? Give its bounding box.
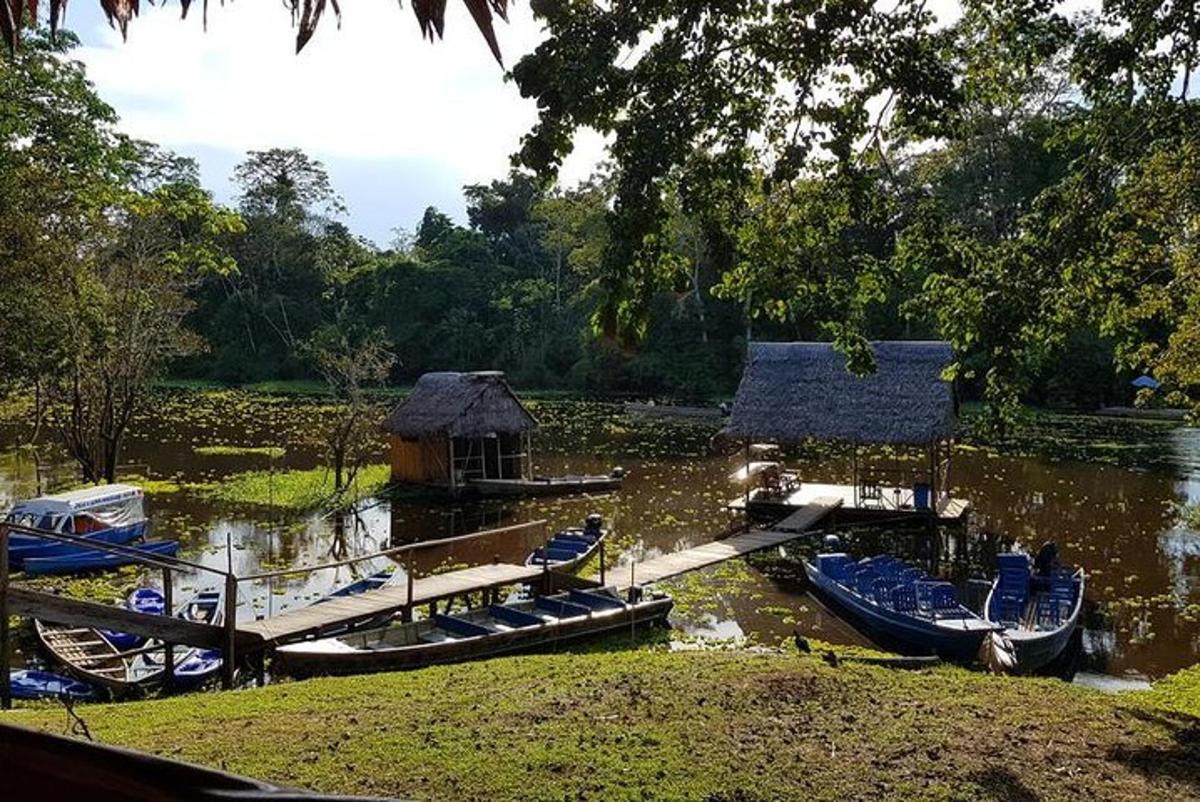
[10,647,1199,801]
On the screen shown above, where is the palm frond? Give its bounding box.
[3,0,510,63]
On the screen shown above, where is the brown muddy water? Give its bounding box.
[2,391,1198,683]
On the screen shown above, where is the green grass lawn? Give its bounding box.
[10,647,1200,801]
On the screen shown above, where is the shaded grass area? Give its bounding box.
[11,648,1200,801]
[199,464,391,511]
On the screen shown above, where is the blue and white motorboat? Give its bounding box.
[803,552,1000,661]
[525,514,607,569]
[4,485,150,569]
[22,539,179,576]
[9,669,96,702]
[984,553,1085,673]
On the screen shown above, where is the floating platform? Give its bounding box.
[728,482,970,526]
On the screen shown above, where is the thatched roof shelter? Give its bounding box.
[724,341,955,446]
[383,371,537,440]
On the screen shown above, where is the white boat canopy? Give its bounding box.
[4,484,145,531]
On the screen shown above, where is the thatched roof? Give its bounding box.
[383,371,537,439]
[723,341,955,445]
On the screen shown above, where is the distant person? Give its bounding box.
[1034,541,1060,587]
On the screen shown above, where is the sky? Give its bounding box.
[65,1,608,245]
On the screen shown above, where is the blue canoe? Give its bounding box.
[8,522,147,569]
[525,527,606,569]
[322,568,397,600]
[101,587,170,651]
[22,539,180,576]
[804,552,1000,661]
[9,669,96,701]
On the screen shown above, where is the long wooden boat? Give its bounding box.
[274,586,673,678]
[22,539,179,576]
[467,473,623,497]
[984,553,1085,674]
[36,588,223,695]
[803,552,999,661]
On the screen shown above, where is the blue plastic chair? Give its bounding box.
[994,592,1024,626]
[871,577,897,606]
[1035,596,1062,628]
[928,583,960,615]
[855,570,879,598]
[891,584,918,614]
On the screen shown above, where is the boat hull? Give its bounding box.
[803,561,995,661]
[22,539,179,576]
[467,476,623,497]
[275,594,673,678]
[984,569,1085,674]
[8,521,148,568]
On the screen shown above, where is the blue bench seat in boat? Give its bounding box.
[433,613,495,638]
[547,538,592,552]
[535,597,592,619]
[540,547,585,563]
[489,605,546,628]
[568,589,627,611]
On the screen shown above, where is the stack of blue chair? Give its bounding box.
[992,553,1031,627]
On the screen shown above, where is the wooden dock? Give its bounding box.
[729,482,971,525]
[600,497,843,589]
[241,562,547,645]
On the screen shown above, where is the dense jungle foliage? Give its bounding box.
[2,1,1198,422]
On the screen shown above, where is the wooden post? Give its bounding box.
[406,551,415,614]
[222,534,236,690]
[599,538,606,586]
[1,525,10,710]
[743,440,751,509]
[162,566,175,691]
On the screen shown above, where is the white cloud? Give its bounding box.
[76,2,607,191]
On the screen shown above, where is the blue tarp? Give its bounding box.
[1131,375,1161,390]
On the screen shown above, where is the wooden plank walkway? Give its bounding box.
[602,497,843,589]
[240,562,545,646]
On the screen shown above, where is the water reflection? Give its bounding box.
[3,397,1200,679]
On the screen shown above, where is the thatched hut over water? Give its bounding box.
[383,372,537,492]
[723,341,966,521]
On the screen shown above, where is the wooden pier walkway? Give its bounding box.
[601,497,842,589]
[241,562,546,645]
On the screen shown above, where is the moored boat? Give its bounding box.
[21,539,179,576]
[525,514,606,569]
[803,552,1000,661]
[3,485,150,569]
[36,587,224,695]
[9,669,96,702]
[274,586,673,678]
[467,471,624,497]
[984,553,1085,674]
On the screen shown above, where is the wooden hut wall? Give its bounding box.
[389,436,451,484]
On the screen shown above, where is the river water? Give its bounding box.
[2,392,1198,682]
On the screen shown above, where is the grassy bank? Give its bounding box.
[10,648,1199,801]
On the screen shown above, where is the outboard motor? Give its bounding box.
[584,513,603,537]
[610,466,625,479]
[822,533,842,553]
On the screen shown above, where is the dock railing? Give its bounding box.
[2,518,549,708]
[0,520,236,708]
[239,518,549,615]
